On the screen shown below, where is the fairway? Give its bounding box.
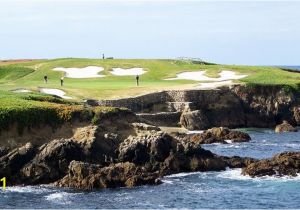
[0,58,300,100]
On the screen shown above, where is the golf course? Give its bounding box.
[1,58,300,100]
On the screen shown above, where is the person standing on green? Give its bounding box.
[136,75,139,86]
[60,77,64,86]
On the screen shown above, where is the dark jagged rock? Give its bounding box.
[275,121,297,133]
[118,131,173,165]
[118,131,227,176]
[175,127,251,144]
[0,143,36,184]
[0,146,10,157]
[180,110,210,130]
[72,125,120,164]
[221,156,257,168]
[242,152,300,177]
[20,139,84,185]
[292,106,300,125]
[54,161,161,190]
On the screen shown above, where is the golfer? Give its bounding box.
[60,77,64,86]
[44,75,48,83]
[136,75,139,86]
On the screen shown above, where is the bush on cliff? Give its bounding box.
[0,91,127,134]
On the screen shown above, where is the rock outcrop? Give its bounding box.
[55,161,161,190]
[19,139,84,185]
[275,121,297,133]
[180,110,210,130]
[242,152,300,177]
[174,127,251,144]
[0,143,36,184]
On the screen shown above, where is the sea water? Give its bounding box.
[1,129,300,209]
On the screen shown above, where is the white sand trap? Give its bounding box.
[39,88,72,99]
[12,88,32,93]
[166,70,247,81]
[53,66,105,78]
[110,68,147,76]
[197,80,234,89]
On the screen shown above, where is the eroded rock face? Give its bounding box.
[293,107,300,125]
[175,127,251,144]
[20,139,84,184]
[118,130,228,176]
[242,152,300,177]
[0,143,36,184]
[275,121,297,133]
[221,156,257,168]
[232,85,296,127]
[55,161,161,190]
[118,131,173,165]
[180,110,210,130]
[72,125,119,164]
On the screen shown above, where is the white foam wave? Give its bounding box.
[165,171,201,178]
[45,192,75,204]
[162,180,173,184]
[6,186,52,193]
[217,168,300,182]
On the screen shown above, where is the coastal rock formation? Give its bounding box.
[180,110,210,130]
[118,130,227,175]
[20,139,84,184]
[0,143,36,184]
[55,161,161,190]
[221,156,257,168]
[275,121,297,133]
[98,85,300,129]
[175,127,251,144]
[292,106,300,125]
[242,152,300,177]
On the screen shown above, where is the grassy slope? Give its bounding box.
[0,58,300,100]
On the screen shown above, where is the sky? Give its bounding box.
[0,0,299,65]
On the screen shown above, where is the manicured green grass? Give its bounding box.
[0,58,299,99]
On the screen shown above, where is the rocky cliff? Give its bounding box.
[97,84,300,129]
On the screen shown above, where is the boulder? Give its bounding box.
[72,125,119,164]
[54,161,161,190]
[180,110,210,130]
[242,152,300,177]
[0,143,36,184]
[20,139,84,184]
[118,131,173,165]
[275,121,297,133]
[177,127,251,144]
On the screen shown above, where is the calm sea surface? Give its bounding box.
[1,129,300,209]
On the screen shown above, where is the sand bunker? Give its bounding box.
[53,66,105,78]
[197,80,234,89]
[39,88,72,99]
[110,68,147,76]
[166,70,247,81]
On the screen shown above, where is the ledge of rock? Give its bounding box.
[275,121,297,133]
[174,127,251,144]
[54,161,161,190]
[242,152,300,177]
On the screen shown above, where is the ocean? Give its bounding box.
[278,66,300,71]
[1,128,300,208]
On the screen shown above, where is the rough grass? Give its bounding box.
[0,91,125,134]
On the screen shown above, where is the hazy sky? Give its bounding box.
[0,0,299,65]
